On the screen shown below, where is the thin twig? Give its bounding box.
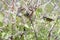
[48,17,58,40]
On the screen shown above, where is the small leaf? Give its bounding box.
[0,13,4,22]
[0,22,3,26]
[36,8,42,16]
[3,4,8,10]
[45,3,53,13]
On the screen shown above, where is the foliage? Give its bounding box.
[0,0,60,40]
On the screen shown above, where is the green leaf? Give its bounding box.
[3,3,8,10]
[45,3,53,13]
[0,22,3,26]
[14,36,20,40]
[36,8,42,16]
[0,13,4,22]
[51,0,56,3]
[0,2,3,9]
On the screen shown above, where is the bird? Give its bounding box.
[43,16,54,22]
